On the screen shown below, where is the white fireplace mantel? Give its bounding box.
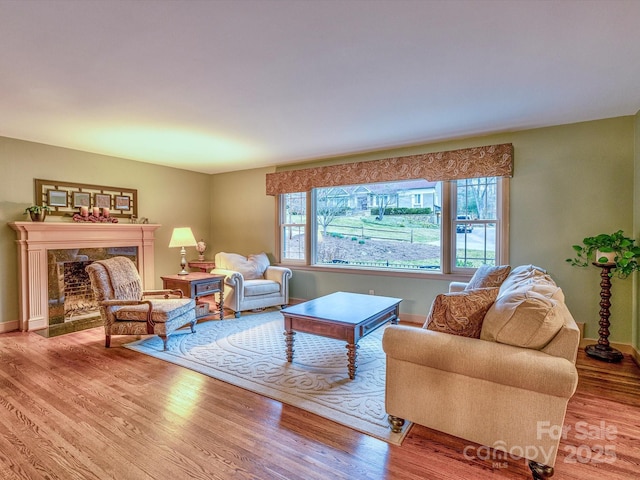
[8,222,161,331]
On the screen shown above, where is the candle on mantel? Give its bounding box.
[92,207,100,217]
[103,207,110,217]
[80,206,89,217]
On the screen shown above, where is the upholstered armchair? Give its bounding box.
[86,256,196,350]
[211,252,292,318]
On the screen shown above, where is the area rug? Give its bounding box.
[125,310,412,445]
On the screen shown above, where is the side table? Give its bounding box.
[161,272,225,321]
[188,260,216,272]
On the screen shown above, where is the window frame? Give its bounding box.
[277,177,509,276]
[277,191,308,265]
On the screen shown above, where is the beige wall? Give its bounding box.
[210,116,637,346]
[634,109,640,350]
[2,115,638,350]
[0,137,210,330]
[209,167,277,258]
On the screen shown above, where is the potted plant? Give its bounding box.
[24,204,51,222]
[566,230,640,279]
[567,230,640,363]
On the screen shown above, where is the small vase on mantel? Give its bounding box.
[29,211,47,222]
[24,205,50,222]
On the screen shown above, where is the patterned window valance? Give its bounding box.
[266,143,513,195]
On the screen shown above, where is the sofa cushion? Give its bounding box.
[217,252,270,280]
[499,264,555,296]
[424,287,499,339]
[481,287,564,349]
[465,264,512,290]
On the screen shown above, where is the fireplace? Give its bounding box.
[47,247,138,327]
[9,222,160,332]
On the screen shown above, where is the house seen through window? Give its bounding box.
[279,177,507,273]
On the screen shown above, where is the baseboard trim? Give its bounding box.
[0,320,20,333]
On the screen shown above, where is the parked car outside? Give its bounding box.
[456,215,473,233]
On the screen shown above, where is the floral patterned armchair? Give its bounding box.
[86,256,196,350]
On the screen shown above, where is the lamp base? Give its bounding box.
[178,247,189,275]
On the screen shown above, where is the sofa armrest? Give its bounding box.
[382,325,578,398]
[448,281,468,292]
[264,266,292,283]
[210,268,244,288]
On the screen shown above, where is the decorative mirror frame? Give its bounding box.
[34,179,137,219]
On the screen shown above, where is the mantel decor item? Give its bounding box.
[567,230,640,362]
[169,227,198,275]
[72,206,118,223]
[33,179,137,219]
[24,204,51,222]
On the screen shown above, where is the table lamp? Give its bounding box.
[169,227,198,275]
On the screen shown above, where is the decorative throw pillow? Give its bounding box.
[217,252,270,280]
[424,287,500,339]
[465,265,511,290]
[248,252,271,276]
[480,287,564,349]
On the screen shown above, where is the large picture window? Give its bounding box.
[278,176,508,273]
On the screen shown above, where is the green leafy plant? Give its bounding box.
[566,230,640,278]
[24,204,51,215]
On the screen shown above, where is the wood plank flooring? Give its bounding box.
[1,325,639,479]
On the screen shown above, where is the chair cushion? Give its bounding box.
[217,252,270,280]
[115,298,196,323]
[424,287,499,339]
[244,279,281,297]
[465,264,511,290]
[481,287,564,349]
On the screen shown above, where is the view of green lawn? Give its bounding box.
[315,213,495,268]
[284,212,495,268]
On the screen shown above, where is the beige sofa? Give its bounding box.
[382,265,580,479]
[211,252,292,318]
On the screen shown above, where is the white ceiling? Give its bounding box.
[1,0,640,175]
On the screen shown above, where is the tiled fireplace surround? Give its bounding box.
[9,222,160,332]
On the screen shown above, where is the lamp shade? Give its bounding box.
[169,227,198,248]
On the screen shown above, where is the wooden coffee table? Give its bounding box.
[281,292,402,379]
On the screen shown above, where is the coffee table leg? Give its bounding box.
[284,330,295,362]
[346,343,359,379]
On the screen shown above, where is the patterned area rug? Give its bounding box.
[125,310,412,445]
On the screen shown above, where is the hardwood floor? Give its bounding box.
[1,326,639,479]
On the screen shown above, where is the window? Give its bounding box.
[280,192,307,262]
[278,177,508,273]
[453,177,502,270]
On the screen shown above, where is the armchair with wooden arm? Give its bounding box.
[86,256,196,350]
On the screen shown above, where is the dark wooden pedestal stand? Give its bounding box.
[584,263,624,363]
